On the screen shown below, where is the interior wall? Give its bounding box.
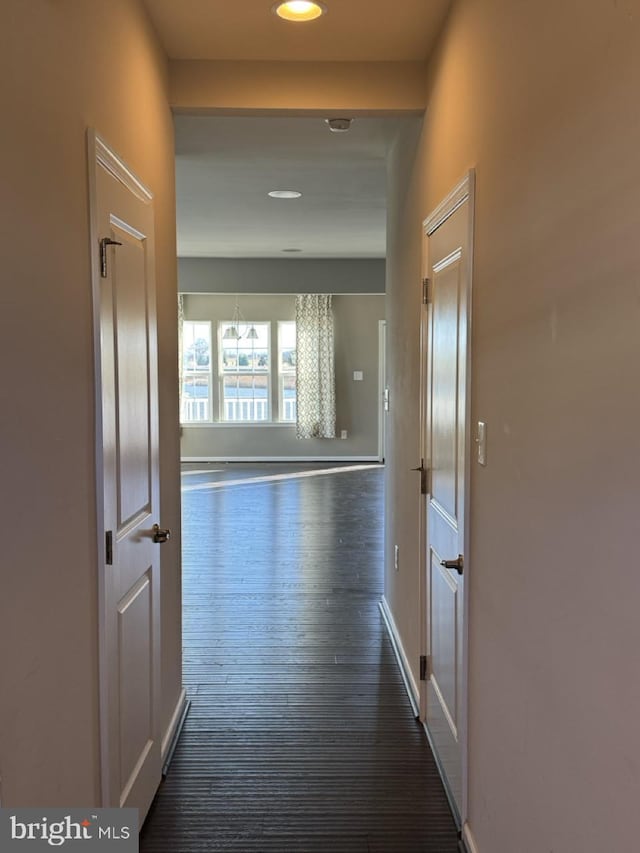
[385,1,640,851]
[181,293,385,460]
[170,60,428,114]
[0,0,181,806]
[179,257,385,294]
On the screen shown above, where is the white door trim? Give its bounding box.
[423,175,473,236]
[378,319,387,463]
[87,129,155,807]
[420,169,475,825]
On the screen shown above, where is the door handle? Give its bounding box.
[152,524,171,544]
[440,554,464,575]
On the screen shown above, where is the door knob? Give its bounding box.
[440,554,464,575]
[152,524,171,544]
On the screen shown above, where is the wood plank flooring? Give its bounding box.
[140,463,459,852]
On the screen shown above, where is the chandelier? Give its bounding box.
[222,297,259,341]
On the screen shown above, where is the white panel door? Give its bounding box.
[92,137,164,822]
[422,181,473,817]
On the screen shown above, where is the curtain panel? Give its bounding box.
[295,294,336,439]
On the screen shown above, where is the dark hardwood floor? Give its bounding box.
[140,463,459,852]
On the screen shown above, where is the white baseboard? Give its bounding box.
[379,596,420,717]
[181,456,380,463]
[161,687,188,768]
[462,822,480,853]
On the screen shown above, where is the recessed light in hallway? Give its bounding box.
[140,463,458,852]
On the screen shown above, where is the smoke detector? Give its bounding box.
[325,118,353,133]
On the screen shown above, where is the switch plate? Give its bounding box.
[383,387,390,411]
[340,429,348,440]
[477,421,487,466]
[353,371,363,381]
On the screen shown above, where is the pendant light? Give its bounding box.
[222,297,258,341]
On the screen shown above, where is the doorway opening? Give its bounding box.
[139,114,460,849]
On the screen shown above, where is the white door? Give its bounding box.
[421,175,474,818]
[90,134,164,821]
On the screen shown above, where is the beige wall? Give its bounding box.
[0,0,181,806]
[179,257,385,295]
[170,60,427,115]
[385,1,640,850]
[181,294,385,459]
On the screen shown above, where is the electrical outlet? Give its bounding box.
[394,545,400,571]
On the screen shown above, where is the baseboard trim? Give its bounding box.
[461,823,480,853]
[161,688,190,776]
[378,597,420,718]
[181,456,380,463]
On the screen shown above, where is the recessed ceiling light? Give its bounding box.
[272,1,327,23]
[268,190,302,199]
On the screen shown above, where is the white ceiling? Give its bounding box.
[175,115,413,258]
[144,0,451,62]
[160,2,441,258]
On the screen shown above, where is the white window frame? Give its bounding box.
[278,321,297,423]
[218,321,272,423]
[181,320,213,424]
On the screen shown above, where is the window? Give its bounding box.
[278,321,297,422]
[219,322,270,421]
[181,321,212,422]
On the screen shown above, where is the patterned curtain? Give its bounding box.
[295,294,336,439]
[178,294,184,423]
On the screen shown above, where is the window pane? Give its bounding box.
[279,321,296,372]
[219,321,270,421]
[221,323,269,372]
[183,322,211,372]
[182,321,212,423]
[281,374,297,422]
[222,374,269,421]
[278,322,296,421]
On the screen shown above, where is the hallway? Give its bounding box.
[140,463,459,852]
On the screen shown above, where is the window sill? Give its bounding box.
[181,422,296,429]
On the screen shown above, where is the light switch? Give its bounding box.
[353,371,363,381]
[477,421,487,466]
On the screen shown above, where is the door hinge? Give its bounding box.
[422,277,431,304]
[105,530,113,566]
[420,461,429,496]
[100,237,122,278]
[411,460,429,495]
[420,654,432,681]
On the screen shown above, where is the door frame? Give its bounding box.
[87,129,156,807]
[378,319,387,463]
[418,170,475,827]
